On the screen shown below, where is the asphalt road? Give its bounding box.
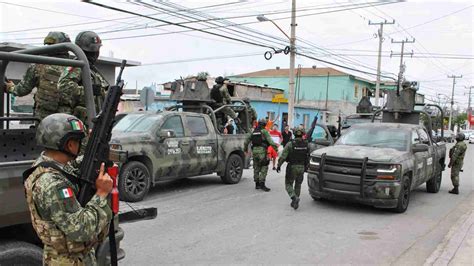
[119,142,473,265]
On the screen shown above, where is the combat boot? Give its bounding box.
[260,182,271,192]
[255,181,261,189]
[291,196,300,210]
[449,186,459,194]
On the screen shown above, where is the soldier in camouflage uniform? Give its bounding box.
[244,118,277,191]
[448,132,467,195]
[211,76,240,130]
[23,113,112,265]
[237,97,257,133]
[276,127,309,209]
[4,32,71,121]
[57,31,109,125]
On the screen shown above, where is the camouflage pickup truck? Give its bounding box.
[307,86,447,213]
[0,44,125,264]
[110,110,249,202]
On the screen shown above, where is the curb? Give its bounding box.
[424,209,473,266]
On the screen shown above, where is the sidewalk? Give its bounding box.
[425,208,473,265]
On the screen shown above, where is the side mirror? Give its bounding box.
[159,129,176,140]
[313,138,332,146]
[412,143,429,153]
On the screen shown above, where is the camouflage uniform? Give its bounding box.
[244,121,277,191]
[57,66,109,125]
[449,140,467,190]
[211,77,237,123]
[6,31,70,121]
[9,64,65,121]
[24,153,111,265]
[238,99,257,133]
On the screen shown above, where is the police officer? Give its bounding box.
[210,76,240,129]
[276,127,309,209]
[244,118,277,191]
[57,31,109,125]
[4,32,71,121]
[448,132,467,194]
[23,113,112,265]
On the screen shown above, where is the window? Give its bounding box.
[411,130,420,145]
[266,111,275,121]
[161,116,185,137]
[186,116,208,136]
[303,114,310,129]
[354,84,359,98]
[310,125,328,140]
[113,114,162,133]
[417,129,430,144]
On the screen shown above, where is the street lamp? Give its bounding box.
[257,3,296,127]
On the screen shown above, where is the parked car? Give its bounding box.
[461,130,473,140]
[469,133,474,144]
[444,130,455,142]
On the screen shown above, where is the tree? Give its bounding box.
[454,113,467,129]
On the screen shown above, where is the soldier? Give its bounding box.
[244,118,278,191]
[276,127,309,210]
[57,31,109,125]
[448,132,467,194]
[4,32,71,121]
[23,113,112,265]
[238,97,257,133]
[210,76,240,129]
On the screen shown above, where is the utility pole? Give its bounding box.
[369,19,395,107]
[288,0,296,128]
[325,72,329,110]
[447,75,462,130]
[391,38,415,94]
[465,86,473,129]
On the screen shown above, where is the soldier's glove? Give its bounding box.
[276,166,281,173]
[4,80,14,93]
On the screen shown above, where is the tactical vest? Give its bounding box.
[24,164,96,256]
[288,139,308,164]
[35,64,62,113]
[75,66,109,124]
[211,84,224,104]
[251,128,267,147]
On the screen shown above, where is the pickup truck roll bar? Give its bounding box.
[0,43,96,128]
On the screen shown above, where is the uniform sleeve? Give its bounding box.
[263,130,278,150]
[278,142,292,167]
[220,85,232,104]
[57,67,82,115]
[11,64,38,96]
[34,173,112,242]
[452,143,466,162]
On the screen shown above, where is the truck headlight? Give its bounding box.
[310,157,320,166]
[376,164,401,180]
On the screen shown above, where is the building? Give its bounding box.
[1,42,141,112]
[229,67,398,126]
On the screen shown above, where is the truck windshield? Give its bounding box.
[113,114,162,133]
[336,127,409,151]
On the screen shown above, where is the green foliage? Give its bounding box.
[454,113,467,127]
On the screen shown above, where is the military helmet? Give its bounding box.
[258,118,266,127]
[455,132,465,141]
[215,76,225,84]
[36,113,86,151]
[294,127,305,137]
[44,31,71,45]
[75,31,102,52]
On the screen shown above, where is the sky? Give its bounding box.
[1,0,473,110]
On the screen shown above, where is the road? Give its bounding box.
[119,142,473,265]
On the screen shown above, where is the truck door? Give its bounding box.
[411,130,427,186]
[418,128,435,181]
[158,115,189,178]
[184,115,218,175]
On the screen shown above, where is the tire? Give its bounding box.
[392,175,411,213]
[426,171,442,193]
[119,161,151,202]
[0,240,43,265]
[221,154,243,184]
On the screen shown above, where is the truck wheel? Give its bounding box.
[426,171,442,193]
[392,175,411,213]
[0,240,43,265]
[119,161,151,202]
[221,154,243,184]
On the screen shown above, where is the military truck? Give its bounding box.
[110,77,250,202]
[307,83,447,213]
[0,44,125,264]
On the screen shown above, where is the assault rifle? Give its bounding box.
[78,60,126,266]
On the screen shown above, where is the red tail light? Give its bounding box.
[107,165,120,214]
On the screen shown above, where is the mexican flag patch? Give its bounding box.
[70,119,84,131]
[60,187,74,199]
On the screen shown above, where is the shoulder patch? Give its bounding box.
[67,66,75,73]
[59,187,74,199]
